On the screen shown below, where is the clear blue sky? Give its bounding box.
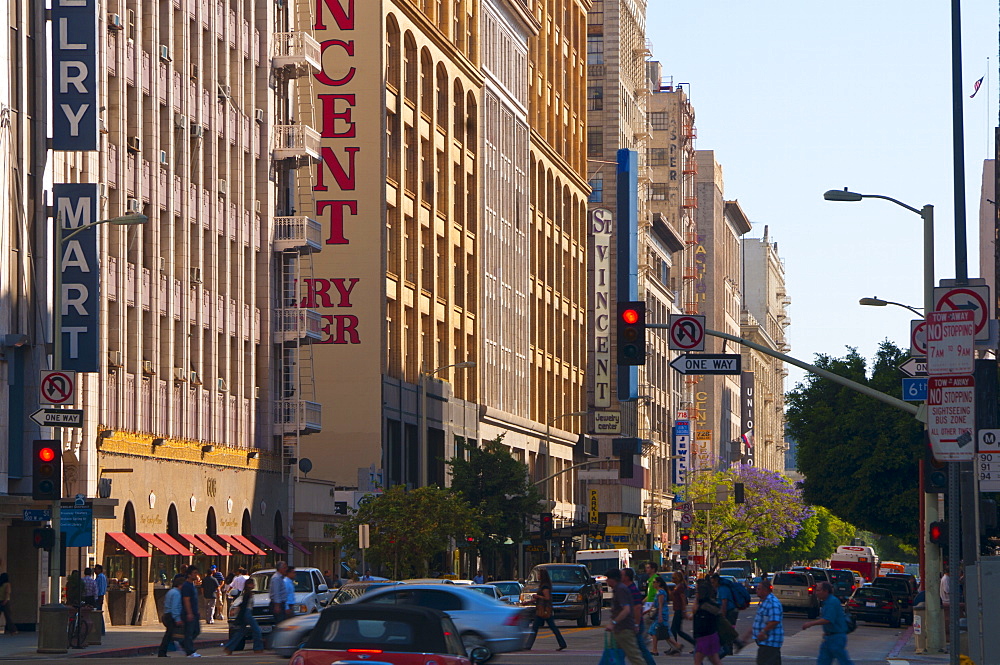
[647,0,998,390]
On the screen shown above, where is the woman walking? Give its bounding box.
[648,576,681,655]
[669,572,693,651]
[222,578,264,655]
[0,573,17,635]
[692,579,723,665]
[524,568,567,651]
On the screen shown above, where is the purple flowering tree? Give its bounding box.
[675,466,811,567]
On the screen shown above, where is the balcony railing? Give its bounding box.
[273,216,322,253]
[272,124,320,161]
[271,31,321,75]
[274,399,322,435]
[274,308,323,344]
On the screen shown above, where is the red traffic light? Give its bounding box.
[38,447,56,463]
[679,533,690,542]
[621,309,640,325]
[466,537,475,542]
[929,521,946,546]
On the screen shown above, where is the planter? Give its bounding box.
[106,590,136,626]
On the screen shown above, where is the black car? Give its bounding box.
[846,586,901,628]
[885,573,918,595]
[827,569,858,602]
[871,577,915,624]
[521,564,602,627]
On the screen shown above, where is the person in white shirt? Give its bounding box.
[940,571,951,642]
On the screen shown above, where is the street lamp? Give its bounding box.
[418,361,475,487]
[858,297,923,317]
[824,187,942,651]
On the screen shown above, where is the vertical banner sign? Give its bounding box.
[740,372,755,467]
[672,420,690,484]
[589,489,599,524]
[54,184,100,371]
[51,0,99,151]
[590,209,613,407]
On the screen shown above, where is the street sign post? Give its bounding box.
[680,511,694,527]
[668,315,706,351]
[902,377,928,402]
[30,408,84,428]
[927,375,975,461]
[669,354,742,375]
[23,509,52,522]
[926,310,974,376]
[898,357,927,377]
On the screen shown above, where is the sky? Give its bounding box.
[646,0,997,391]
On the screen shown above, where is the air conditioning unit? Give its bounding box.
[190,371,203,386]
[217,378,229,392]
[174,113,187,130]
[159,150,169,165]
[159,256,166,273]
[189,124,204,139]
[99,183,108,199]
[190,266,203,284]
[254,108,264,124]
[142,360,156,375]
[159,45,171,62]
[253,386,260,399]
[108,351,124,368]
[253,200,261,214]
[217,83,231,101]
[217,179,227,196]
[108,13,124,30]
[126,135,141,153]
[126,198,142,214]
[173,366,187,382]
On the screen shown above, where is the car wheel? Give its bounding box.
[591,609,602,626]
[462,632,492,663]
[806,606,819,620]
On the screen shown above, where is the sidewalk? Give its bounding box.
[0,622,230,660]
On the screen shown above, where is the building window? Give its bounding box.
[587,128,602,157]
[650,183,668,200]
[589,177,603,203]
[649,111,669,130]
[648,148,668,166]
[587,34,604,65]
[587,85,603,111]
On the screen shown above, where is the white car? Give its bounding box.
[227,567,333,640]
[489,581,524,605]
[349,583,532,661]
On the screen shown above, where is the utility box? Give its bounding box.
[965,557,1000,664]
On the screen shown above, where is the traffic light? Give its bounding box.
[680,532,691,552]
[734,483,745,504]
[613,437,641,479]
[32,440,61,501]
[923,448,947,493]
[616,301,646,366]
[540,513,553,540]
[929,521,947,547]
[33,527,55,550]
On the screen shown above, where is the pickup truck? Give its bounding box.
[228,567,333,642]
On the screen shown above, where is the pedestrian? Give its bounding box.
[802,581,854,665]
[283,566,298,618]
[473,570,485,584]
[670,571,694,651]
[82,568,98,607]
[211,565,226,621]
[269,561,289,624]
[180,565,203,657]
[94,564,108,634]
[623,568,656,665]
[740,579,783,665]
[362,569,373,581]
[939,570,951,642]
[649,576,681,655]
[0,573,17,635]
[158,574,186,657]
[643,562,660,607]
[66,570,82,607]
[222,578,264,655]
[605,569,645,665]
[692,579,723,665]
[711,573,743,655]
[524,567,567,651]
[229,567,249,598]
[201,567,220,624]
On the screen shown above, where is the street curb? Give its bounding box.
[70,637,222,658]
[887,626,915,658]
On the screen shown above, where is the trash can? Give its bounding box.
[913,606,926,653]
[37,603,72,654]
[86,607,103,645]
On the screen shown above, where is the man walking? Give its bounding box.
[740,579,783,665]
[622,568,656,665]
[158,574,186,657]
[201,568,220,624]
[210,565,226,621]
[180,565,203,657]
[802,582,853,665]
[606,569,645,665]
[283,566,298,618]
[711,573,743,655]
[94,565,108,634]
[270,561,289,624]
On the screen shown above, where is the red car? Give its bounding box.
[290,605,489,665]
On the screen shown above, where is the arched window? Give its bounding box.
[206,506,217,536]
[435,64,448,130]
[420,49,433,118]
[453,80,465,142]
[167,503,179,537]
[465,92,477,149]
[241,509,252,537]
[274,511,283,545]
[403,33,417,103]
[386,15,401,92]
[123,501,137,537]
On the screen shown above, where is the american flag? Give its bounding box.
[970,76,984,98]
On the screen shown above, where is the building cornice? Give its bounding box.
[493,0,541,36]
[724,199,753,235]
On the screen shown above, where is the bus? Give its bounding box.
[878,561,905,576]
[830,545,880,582]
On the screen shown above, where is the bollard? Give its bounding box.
[37,603,72,654]
[914,606,926,653]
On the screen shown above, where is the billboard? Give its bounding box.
[54,184,100,372]
[51,0,99,150]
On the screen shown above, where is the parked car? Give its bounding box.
[827,569,859,602]
[749,574,771,594]
[520,564,603,627]
[271,582,403,657]
[228,567,335,644]
[871,576,915,624]
[467,585,501,601]
[490,581,524,605]
[402,578,456,584]
[845,586,902,628]
[771,571,819,618]
[349,583,532,661]
[288,604,489,665]
[885,572,919,595]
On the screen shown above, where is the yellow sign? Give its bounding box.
[604,526,630,535]
[695,430,712,440]
[589,490,599,524]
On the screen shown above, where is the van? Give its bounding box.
[771,570,819,618]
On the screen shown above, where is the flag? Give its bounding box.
[970,76,984,98]
[741,432,754,449]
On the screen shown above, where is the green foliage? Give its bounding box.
[338,485,480,579]
[750,506,856,570]
[786,341,922,540]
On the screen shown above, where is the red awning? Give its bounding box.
[233,535,266,556]
[251,534,286,554]
[156,533,190,555]
[106,532,151,558]
[195,534,231,557]
[217,534,254,555]
[137,532,185,556]
[180,533,226,557]
[284,536,312,556]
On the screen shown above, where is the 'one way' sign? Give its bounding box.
[669,354,742,375]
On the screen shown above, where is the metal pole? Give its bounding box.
[947,463,960,662]
[50,214,63,609]
[419,365,426,488]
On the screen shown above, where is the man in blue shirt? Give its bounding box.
[180,565,203,657]
[94,564,108,635]
[803,582,854,665]
[741,579,783,665]
[269,561,289,623]
[622,568,656,665]
[158,574,186,657]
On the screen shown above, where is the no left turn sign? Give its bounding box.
[669,314,706,351]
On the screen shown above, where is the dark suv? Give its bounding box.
[520,564,602,627]
[872,576,915,624]
[827,569,858,602]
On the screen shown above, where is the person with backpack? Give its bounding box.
[802,582,855,665]
[201,569,220,624]
[711,574,748,655]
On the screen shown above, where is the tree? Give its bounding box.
[786,341,922,542]
[338,485,480,579]
[448,436,543,578]
[750,506,856,570]
[676,466,811,566]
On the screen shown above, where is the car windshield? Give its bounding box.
[793,568,827,582]
[493,582,520,596]
[314,617,417,650]
[535,567,588,584]
[855,588,890,601]
[718,569,745,578]
[469,586,498,597]
[576,558,619,576]
[828,571,855,584]
[251,570,313,593]
[873,579,908,591]
[773,573,807,586]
